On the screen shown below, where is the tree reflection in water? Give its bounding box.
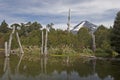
[0,56,116,80]
[2,57,11,80]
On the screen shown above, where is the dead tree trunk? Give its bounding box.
[44,28,48,56]
[5,42,9,57]
[16,32,24,54]
[8,34,12,54]
[92,32,96,52]
[8,26,15,54]
[41,30,44,55]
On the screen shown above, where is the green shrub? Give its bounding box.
[83,48,93,55]
[95,48,110,57]
[111,51,118,57]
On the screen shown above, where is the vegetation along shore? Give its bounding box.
[0,11,120,60]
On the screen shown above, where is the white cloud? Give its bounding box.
[53,23,77,30]
[68,0,120,15]
[9,0,119,17]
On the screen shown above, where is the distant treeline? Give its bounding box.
[0,11,120,56]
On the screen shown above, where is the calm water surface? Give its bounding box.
[0,55,120,80]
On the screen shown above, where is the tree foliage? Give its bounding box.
[111,11,120,53]
[77,27,92,51]
[95,25,111,50]
[0,18,118,56]
[0,20,10,33]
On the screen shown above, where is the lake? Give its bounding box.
[0,55,120,80]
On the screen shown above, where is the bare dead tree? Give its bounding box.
[7,24,24,56]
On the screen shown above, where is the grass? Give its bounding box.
[49,53,80,57]
[1,46,118,62]
[0,48,4,51]
[9,46,94,61]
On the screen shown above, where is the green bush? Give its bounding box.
[95,48,110,57]
[112,51,118,57]
[83,48,93,54]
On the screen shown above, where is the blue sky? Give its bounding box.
[0,0,120,29]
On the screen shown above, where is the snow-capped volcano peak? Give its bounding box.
[70,21,98,34]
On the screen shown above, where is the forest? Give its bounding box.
[0,11,120,57]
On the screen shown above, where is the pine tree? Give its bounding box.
[111,11,120,53]
[0,20,9,33]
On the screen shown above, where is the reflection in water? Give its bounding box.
[90,59,114,80]
[15,54,24,73]
[1,71,113,80]
[0,57,117,80]
[2,57,11,80]
[92,59,96,74]
[40,57,47,74]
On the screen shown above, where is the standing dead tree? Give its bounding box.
[41,28,44,55]
[5,24,24,57]
[67,9,71,32]
[40,24,51,56]
[91,31,96,52]
[44,27,48,56]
